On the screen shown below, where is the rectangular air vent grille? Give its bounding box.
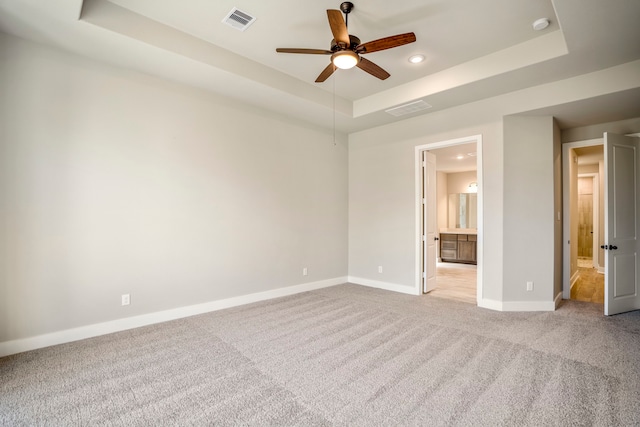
[222,8,256,31]
[385,100,432,117]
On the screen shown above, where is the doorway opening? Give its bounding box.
[562,140,604,305]
[415,135,483,305]
[575,172,604,304]
[563,133,640,315]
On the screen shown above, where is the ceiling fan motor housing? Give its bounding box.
[331,35,361,51]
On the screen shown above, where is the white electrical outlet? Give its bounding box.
[303,267,308,276]
[121,294,130,306]
[378,266,383,273]
[526,281,534,291]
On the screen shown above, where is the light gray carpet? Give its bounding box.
[2,283,640,426]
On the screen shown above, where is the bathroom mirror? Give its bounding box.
[448,193,477,229]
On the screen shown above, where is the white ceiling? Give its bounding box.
[429,143,477,173]
[0,0,639,133]
[105,0,559,101]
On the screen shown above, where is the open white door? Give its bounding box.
[422,151,437,293]
[604,132,640,315]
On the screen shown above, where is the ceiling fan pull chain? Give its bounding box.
[333,75,336,146]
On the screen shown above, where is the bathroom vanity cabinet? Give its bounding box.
[440,232,477,264]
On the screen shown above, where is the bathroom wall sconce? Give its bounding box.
[468,182,478,193]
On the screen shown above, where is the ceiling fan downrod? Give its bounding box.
[340,2,354,27]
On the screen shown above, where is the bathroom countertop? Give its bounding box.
[439,228,477,235]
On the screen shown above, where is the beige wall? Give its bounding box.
[2,30,640,347]
[0,34,348,343]
[446,171,477,194]
[502,116,558,302]
[348,60,639,309]
[562,117,640,143]
[579,164,599,174]
[349,120,503,301]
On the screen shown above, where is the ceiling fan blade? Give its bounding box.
[327,9,350,47]
[276,48,333,55]
[315,63,337,83]
[356,57,390,80]
[356,32,416,54]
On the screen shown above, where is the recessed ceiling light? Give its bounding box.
[532,18,550,31]
[456,155,465,160]
[408,54,425,64]
[467,152,477,157]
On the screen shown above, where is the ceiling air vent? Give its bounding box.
[385,100,432,117]
[222,8,256,31]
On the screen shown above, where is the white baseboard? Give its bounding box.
[501,300,557,311]
[554,291,563,309]
[597,267,604,274]
[478,298,556,312]
[0,276,347,358]
[348,276,420,296]
[478,298,503,311]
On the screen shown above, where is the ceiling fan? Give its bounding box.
[276,2,416,82]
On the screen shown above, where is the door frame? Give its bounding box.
[414,134,484,303]
[562,138,603,299]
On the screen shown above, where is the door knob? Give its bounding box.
[601,245,608,249]
[434,237,439,241]
[611,245,618,250]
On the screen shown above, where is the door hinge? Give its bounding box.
[422,235,426,241]
[422,272,427,278]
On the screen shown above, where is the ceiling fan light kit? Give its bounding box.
[332,50,359,69]
[276,2,416,82]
